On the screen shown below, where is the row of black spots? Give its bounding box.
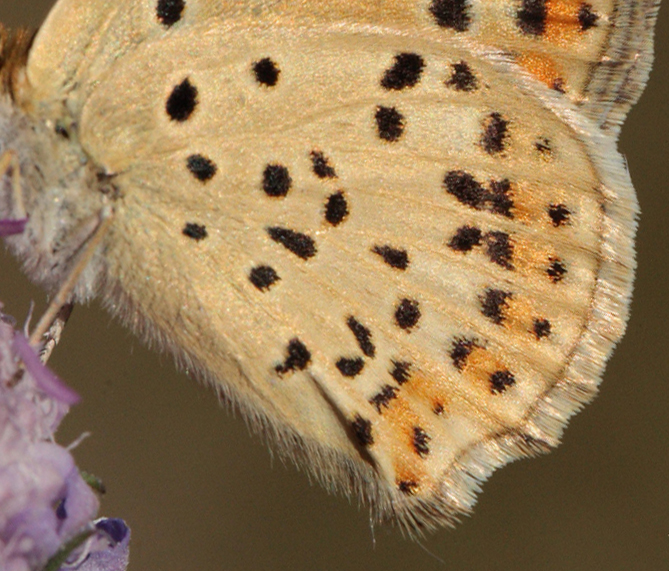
[448,226,514,270]
[249,265,280,291]
[450,336,481,370]
[548,203,571,227]
[395,298,421,331]
[336,357,365,378]
[267,227,317,260]
[253,57,281,87]
[351,414,374,447]
[347,316,376,358]
[375,106,405,142]
[490,369,516,394]
[310,150,337,179]
[547,257,567,283]
[445,61,478,92]
[380,53,426,91]
[156,0,185,27]
[369,384,400,413]
[429,0,471,32]
[443,171,514,218]
[372,245,409,271]
[182,222,207,241]
[275,338,312,375]
[481,112,510,155]
[187,154,217,182]
[480,288,512,325]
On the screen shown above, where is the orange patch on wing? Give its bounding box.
[516,52,566,92]
[545,0,586,45]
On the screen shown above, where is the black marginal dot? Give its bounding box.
[413,427,431,457]
[262,164,292,197]
[480,288,512,324]
[517,0,547,36]
[324,191,349,226]
[548,204,571,227]
[578,3,599,31]
[369,385,400,413]
[156,0,185,27]
[310,150,337,179]
[380,53,425,91]
[275,338,311,375]
[267,227,317,260]
[375,106,405,142]
[394,299,421,330]
[446,61,478,92]
[253,57,281,87]
[533,318,551,339]
[433,403,445,415]
[429,0,471,32]
[249,265,280,291]
[187,154,217,182]
[488,179,514,218]
[490,369,516,394]
[552,78,566,94]
[481,112,509,155]
[182,223,207,241]
[547,258,567,283]
[390,360,412,385]
[449,226,482,252]
[444,170,485,209]
[347,316,376,358]
[398,480,419,495]
[351,415,374,447]
[450,337,479,370]
[166,78,198,122]
[336,357,365,378]
[372,245,409,270]
[484,231,514,270]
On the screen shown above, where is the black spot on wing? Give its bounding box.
[336,357,365,378]
[187,154,217,182]
[347,316,376,358]
[375,106,405,142]
[548,204,571,227]
[484,231,514,270]
[390,360,412,385]
[372,245,409,270]
[533,318,551,339]
[249,265,280,291]
[156,0,185,27]
[262,164,292,197]
[446,61,478,91]
[380,53,425,90]
[429,0,471,32]
[351,415,374,446]
[182,223,207,241]
[166,78,197,122]
[267,227,317,259]
[395,299,421,330]
[517,0,547,35]
[253,57,281,87]
[480,288,512,324]
[412,427,431,457]
[578,3,599,31]
[481,112,509,155]
[490,369,516,394]
[324,191,349,226]
[369,385,399,413]
[449,226,482,252]
[310,150,337,179]
[275,338,311,375]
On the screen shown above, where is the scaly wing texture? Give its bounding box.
[19,0,657,529]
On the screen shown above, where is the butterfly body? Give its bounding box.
[0,0,659,530]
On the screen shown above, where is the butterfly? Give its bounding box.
[0,0,660,532]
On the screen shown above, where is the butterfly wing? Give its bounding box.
[19,0,656,529]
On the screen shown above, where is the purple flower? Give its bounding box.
[0,305,129,571]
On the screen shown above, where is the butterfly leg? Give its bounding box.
[29,207,114,351]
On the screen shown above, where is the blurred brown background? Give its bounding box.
[1,2,667,570]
